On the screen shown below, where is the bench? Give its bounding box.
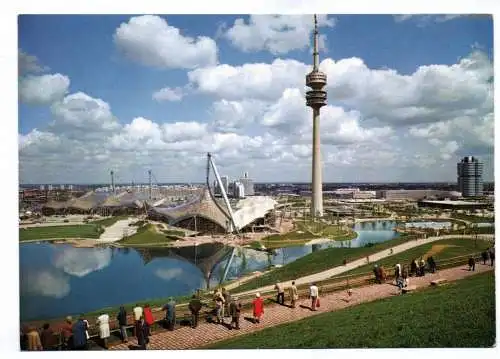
[430,278,447,286]
[402,285,417,294]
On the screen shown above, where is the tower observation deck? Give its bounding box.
[306,14,327,218]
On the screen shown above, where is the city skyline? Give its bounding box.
[19,14,494,184]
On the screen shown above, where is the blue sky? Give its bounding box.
[18,14,494,184]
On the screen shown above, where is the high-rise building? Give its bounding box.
[457,156,483,197]
[233,181,245,198]
[306,15,327,218]
[239,171,255,196]
[221,176,229,195]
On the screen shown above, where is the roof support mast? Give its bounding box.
[207,153,239,234]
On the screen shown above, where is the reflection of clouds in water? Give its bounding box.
[21,270,70,298]
[155,268,184,281]
[53,247,112,277]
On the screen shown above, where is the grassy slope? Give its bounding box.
[209,272,495,348]
[119,224,174,245]
[233,235,415,293]
[337,238,492,277]
[451,213,495,223]
[19,225,102,241]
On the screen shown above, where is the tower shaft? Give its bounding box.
[311,108,323,217]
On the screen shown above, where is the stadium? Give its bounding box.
[40,154,278,236]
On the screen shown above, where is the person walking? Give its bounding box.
[133,304,143,333]
[162,297,176,331]
[26,327,42,351]
[40,323,57,350]
[222,287,231,320]
[143,304,154,336]
[72,315,88,351]
[394,263,401,279]
[229,297,241,330]
[274,282,285,305]
[188,294,202,328]
[309,283,319,311]
[61,316,73,350]
[117,306,128,343]
[252,293,264,323]
[96,312,110,349]
[289,281,299,308]
[419,258,426,276]
[213,289,225,324]
[489,248,495,266]
[468,256,476,271]
[135,316,148,350]
[481,251,489,265]
[373,264,380,283]
[410,259,417,277]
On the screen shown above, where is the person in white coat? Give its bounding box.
[96,313,110,349]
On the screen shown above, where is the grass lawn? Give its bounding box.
[119,224,175,245]
[208,272,495,348]
[90,215,129,227]
[19,225,103,241]
[232,235,417,293]
[337,238,492,277]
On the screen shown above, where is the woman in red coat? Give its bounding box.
[143,304,154,336]
[252,293,264,323]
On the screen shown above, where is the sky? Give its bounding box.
[18,14,494,184]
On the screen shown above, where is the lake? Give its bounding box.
[20,220,402,322]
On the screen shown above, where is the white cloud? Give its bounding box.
[188,58,307,100]
[50,92,121,136]
[19,74,70,105]
[225,15,335,55]
[394,15,467,26]
[18,48,494,183]
[153,87,185,102]
[53,247,112,277]
[21,270,70,298]
[114,15,217,69]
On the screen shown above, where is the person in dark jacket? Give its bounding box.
[410,259,417,277]
[229,297,242,330]
[373,265,380,283]
[135,316,148,350]
[40,323,57,350]
[188,294,202,328]
[468,256,476,271]
[72,315,88,350]
[117,306,128,343]
[489,248,495,266]
[481,251,489,265]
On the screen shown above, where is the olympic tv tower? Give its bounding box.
[306,14,327,218]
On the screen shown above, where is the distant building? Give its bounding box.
[39,185,45,191]
[233,181,245,198]
[60,184,65,190]
[221,176,229,195]
[47,184,53,191]
[457,156,483,197]
[68,184,74,191]
[377,189,458,201]
[239,172,255,196]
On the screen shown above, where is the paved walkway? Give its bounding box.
[97,218,138,242]
[234,234,494,296]
[110,263,493,350]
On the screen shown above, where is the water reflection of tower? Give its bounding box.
[306,14,327,219]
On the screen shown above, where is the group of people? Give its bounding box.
[21,315,91,351]
[481,247,495,266]
[274,281,320,311]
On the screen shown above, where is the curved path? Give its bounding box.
[234,234,494,296]
[110,263,493,350]
[97,218,138,242]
